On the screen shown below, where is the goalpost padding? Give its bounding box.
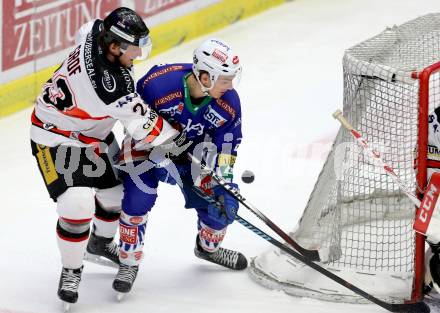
[249,13,440,304]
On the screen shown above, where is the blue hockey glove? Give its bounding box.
[207,183,239,225]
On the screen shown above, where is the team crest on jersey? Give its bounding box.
[204,105,227,128]
[158,102,184,117]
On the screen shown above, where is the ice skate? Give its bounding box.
[425,244,440,295]
[85,232,119,268]
[194,236,247,270]
[113,263,139,300]
[58,266,83,310]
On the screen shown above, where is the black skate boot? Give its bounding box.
[58,266,83,306]
[113,263,139,300]
[85,232,119,268]
[194,236,247,270]
[426,242,440,295]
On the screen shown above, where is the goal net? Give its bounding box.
[249,13,440,304]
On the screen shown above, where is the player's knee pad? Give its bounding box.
[119,212,149,266]
[57,187,95,221]
[95,184,123,213]
[197,220,227,253]
[94,185,122,237]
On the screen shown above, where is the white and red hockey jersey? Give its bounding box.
[30,19,177,148]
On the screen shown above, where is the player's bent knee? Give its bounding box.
[95,184,123,212]
[122,187,157,216]
[57,187,95,220]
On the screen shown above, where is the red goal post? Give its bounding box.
[249,13,440,304]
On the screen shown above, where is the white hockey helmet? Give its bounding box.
[192,38,242,95]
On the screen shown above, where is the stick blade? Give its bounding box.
[390,301,430,313]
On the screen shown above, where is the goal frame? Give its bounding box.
[412,60,440,302]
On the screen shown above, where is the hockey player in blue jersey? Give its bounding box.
[113,38,247,294]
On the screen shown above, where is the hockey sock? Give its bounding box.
[92,198,120,238]
[119,212,148,266]
[198,221,226,253]
[57,218,90,269]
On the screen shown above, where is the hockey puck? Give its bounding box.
[241,170,255,184]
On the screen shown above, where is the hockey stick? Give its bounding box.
[188,182,429,313]
[333,109,421,207]
[187,152,321,261]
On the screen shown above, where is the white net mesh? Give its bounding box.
[250,13,440,303]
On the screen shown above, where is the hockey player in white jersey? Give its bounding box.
[30,7,178,309]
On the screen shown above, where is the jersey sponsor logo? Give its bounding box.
[154,91,183,107]
[122,69,134,93]
[143,65,184,85]
[84,33,97,89]
[120,224,138,244]
[102,70,116,93]
[36,144,58,185]
[158,102,184,116]
[216,98,236,119]
[182,118,204,136]
[43,123,55,130]
[204,105,227,127]
[212,49,228,63]
[69,131,80,140]
[429,145,440,155]
[142,110,159,132]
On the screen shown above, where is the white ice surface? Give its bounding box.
[1,1,440,312]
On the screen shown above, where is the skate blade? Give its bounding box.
[62,301,71,312]
[116,292,125,302]
[84,252,118,269]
